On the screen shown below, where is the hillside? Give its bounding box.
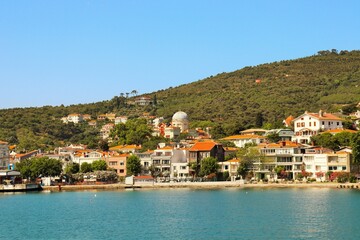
[1,49,360,149]
[152,50,360,130]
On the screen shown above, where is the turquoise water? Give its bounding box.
[1,188,360,240]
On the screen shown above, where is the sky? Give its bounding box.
[0,0,359,109]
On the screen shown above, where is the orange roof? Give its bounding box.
[190,141,218,151]
[226,158,240,163]
[308,112,341,120]
[322,129,357,134]
[222,134,266,140]
[284,115,294,126]
[0,140,8,145]
[134,175,154,180]
[258,141,301,149]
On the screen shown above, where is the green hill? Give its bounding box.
[1,49,360,150]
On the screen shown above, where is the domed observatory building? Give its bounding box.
[172,111,189,132]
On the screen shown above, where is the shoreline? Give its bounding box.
[42,181,360,192]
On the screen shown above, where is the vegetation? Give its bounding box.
[126,155,142,176]
[311,132,355,151]
[15,157,62,180]
[199,157,219,177]
[2,50,360,150]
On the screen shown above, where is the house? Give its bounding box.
[97,113,116,121]
[292,110,343,144]
[151,146,188,179]
[189,141,225,164]
[265,129,295,141]
[218,158,240,180]
[135,150,154,175]
[100,123,115,139]
[82,114,92,121]
[105,153,128,177]
[321,128,357,135]
[72,150,103,166]
[221,134,266,148]
[283,115,294,128]
[115,116,128,125]
[134,96,153,106]
[109,145,141,153]
[164,126,181,139]
[62,113,84,124]
[0,141,10,170]
[240,129,267,136]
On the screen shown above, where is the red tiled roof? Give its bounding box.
[190,141,217,151]
[222,134,265,140]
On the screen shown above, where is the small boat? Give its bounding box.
[0,170,42,192]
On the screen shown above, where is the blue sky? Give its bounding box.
[1,0,359,109]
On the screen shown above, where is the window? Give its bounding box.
[322,121,324,125]
[337,122,340,126]
[181,166,187,170]
[224,165,229,170]
[119,161,124,166]
[301,122,305,127]
[309,122,312,127]
[342,166,346,170]
[173,166,177,170]
[314,122,316,126]
[120,169,124,173]
[297,123,300,127]
[109,161,117,166]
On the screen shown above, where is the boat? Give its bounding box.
[0,170,42,192]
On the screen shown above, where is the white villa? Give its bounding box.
[292,110,343,144]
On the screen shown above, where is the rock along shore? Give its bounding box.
[41,181,359,192]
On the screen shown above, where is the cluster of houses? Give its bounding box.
[1,108,359,183]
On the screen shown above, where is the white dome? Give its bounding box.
[172,111,188,121]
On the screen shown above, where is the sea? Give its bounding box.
[1,187,359,240]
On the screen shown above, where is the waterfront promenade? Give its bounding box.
[42,181,359,191]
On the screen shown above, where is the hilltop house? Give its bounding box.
[134,96,153,106]
[61,113,85,124]
[293,110,343,144]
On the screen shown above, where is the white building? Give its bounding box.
[172,111,189,132]
[222,134,266,148]
[100,123,115,139]
[293,110,343,144]
[62,114,84,124]
[115,116,128,125]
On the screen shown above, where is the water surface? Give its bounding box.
[1,188,359,239]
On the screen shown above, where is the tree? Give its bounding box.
[311,133,339,150]
[126,155,141,176]
[98,140,109,151]
[351,132,360,173]
[92,160,107,171]
[81,162,93,173]
[15,157,62,180]
[199,157,219,177]
[236,146,264,180]
[64,163,80,174]
[266,133,281,143]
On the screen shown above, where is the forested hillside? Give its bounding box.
[1,49,360,151]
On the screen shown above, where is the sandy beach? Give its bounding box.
[42,181,360,192]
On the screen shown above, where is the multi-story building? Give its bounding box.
[105,153,128,177]
[189,141,224,164]
[293,110,343,144]
[0,141,10,169]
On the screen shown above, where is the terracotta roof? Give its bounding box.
[284,115,294,126]
[258,141,301,149]
[222,134,266,140]
[322,129,357,134]
[190,141,218,151]
[241,129,267,134]
[0,141,8,145]
[134,175,154,180]
[224,147,239,151]
[294,111,342,121]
